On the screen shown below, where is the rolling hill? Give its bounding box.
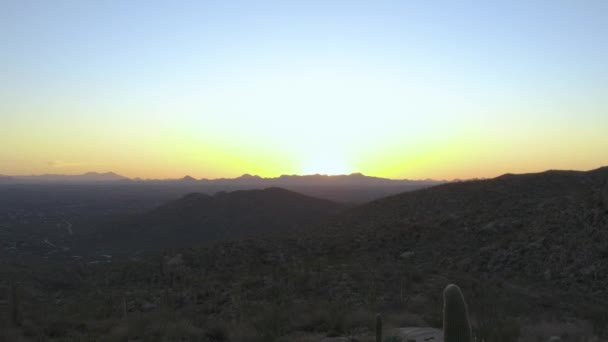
[290,166,608,303]
[88,187,348,254]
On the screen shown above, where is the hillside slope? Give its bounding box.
[89,187,347,253]
[319,166,608,296]
[163,166,608,313]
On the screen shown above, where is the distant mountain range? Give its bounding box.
[0,171,128,183]
[88,187,347,253]
[0,171,443,185]
[0,171,445,202]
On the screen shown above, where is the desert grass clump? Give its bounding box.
[443,284,472,342]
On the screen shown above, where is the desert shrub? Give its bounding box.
[467,282,521,342]
[204,323,229,342]
[86,318,121,336]
[0,328,30,342]
[43,319,86,338]
[588,307,608,338]
[384,337,403,342]
[251,303,291,340]
[325,300,351,337]
[287,300,354,336]
[100,311,204,342]
[163,319,204,341]
[475,317,520,342]
[343,308,375,333]
[292,306,332,333]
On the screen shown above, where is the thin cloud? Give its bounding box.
[47,160,88,168]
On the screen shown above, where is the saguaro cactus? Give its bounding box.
[8,280,22,327]
[443,284,472,342]
[376,313,383,342]
[121,295,128,319]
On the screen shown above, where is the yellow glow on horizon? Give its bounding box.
[300,154,352,176]
[2,59,607,180]
[2,2,608,182]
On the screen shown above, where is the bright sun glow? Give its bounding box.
[300,156,352,175]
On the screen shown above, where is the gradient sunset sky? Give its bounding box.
[1,1,607,180]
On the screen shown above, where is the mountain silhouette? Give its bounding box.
[7,171,128,183]
[89,187,347,253]
[1,171,443,202]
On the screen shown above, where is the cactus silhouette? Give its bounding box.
[8,280,22,326]
[443,284,472,342]
[376,313,382,342]
[121,295,128,318]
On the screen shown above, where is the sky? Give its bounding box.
[1,0,607,180]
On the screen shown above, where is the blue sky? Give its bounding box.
[1,1,607,178]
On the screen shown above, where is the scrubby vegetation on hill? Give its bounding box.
[1,167,608,341]
[87,187,348,254]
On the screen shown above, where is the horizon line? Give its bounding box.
[3,164,608,183]
[0,170,454,182]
